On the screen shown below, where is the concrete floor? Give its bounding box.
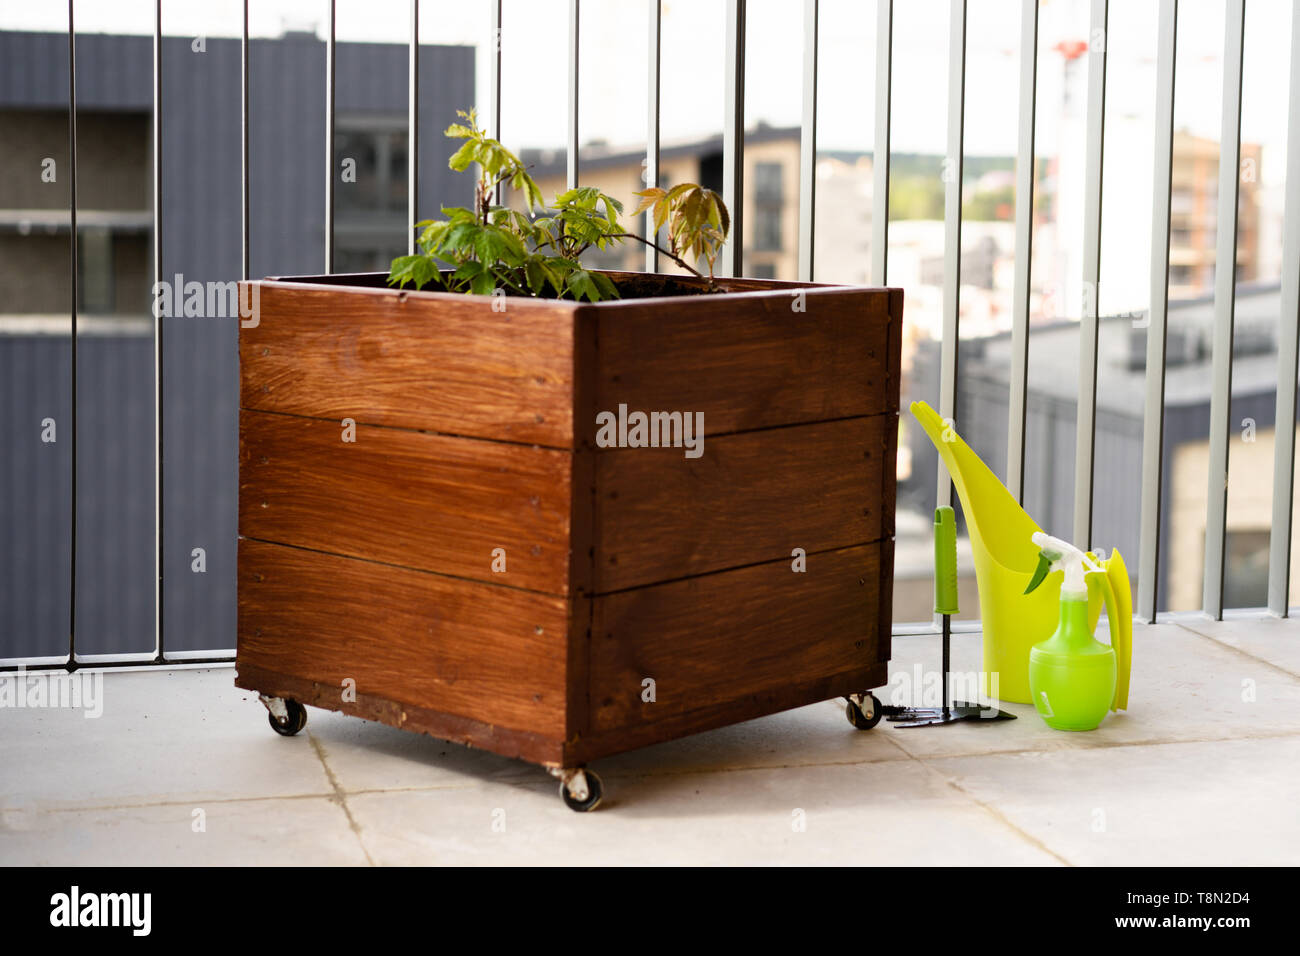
[2,616,1298,865]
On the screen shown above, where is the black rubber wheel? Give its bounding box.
[268,699,307,736]
[846,694,883,730]
[560,770,604,812]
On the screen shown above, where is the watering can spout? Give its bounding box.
[908,401,1125,704]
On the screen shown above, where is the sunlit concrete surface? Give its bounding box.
[2,617,1297,865]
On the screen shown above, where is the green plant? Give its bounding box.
[388,110,729,301]
[631,184,730,283]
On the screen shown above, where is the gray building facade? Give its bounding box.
[1,30,474,660]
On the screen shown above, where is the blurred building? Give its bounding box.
[0,29,473,659]
[905,281,1297,615]
[1169,130,1263,298]
[519,125,803,280]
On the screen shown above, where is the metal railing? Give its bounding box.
[9,0,1300,671]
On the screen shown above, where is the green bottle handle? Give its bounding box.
[934,506,959,615]
[1086,562,1129,711]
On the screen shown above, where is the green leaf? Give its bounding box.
[448,140,480,172]
[387,255,421,287]
[453,260,484,282]
[713,191,731,239]
[411,256,441,289]
[632,187,664,214]
[591,271,619,300]
[524,259,546,294]
[602,194,623,225]
[653,198,670,235]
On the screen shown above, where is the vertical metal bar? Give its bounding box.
[1138,0,1179,623]
[490,0,502,143]
[1203,0,1246,618]
[152,0,163,661]
[1072,0,1107,548]
[408,0,419,255]
[67,0,77,667]
[797,0,818,282]
[871,0,891,286]
[645,0,660,273]
[566,0,579,191]
[242,0,249,280]
[325,0,336,273]
[489,0,502,205]
[722,0,746,278]
[936,0,966,510]
[1006,0,1038,504]
[1268,2,1300,616]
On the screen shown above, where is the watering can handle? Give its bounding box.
[1086,568,1127,711]
[934,507,959,615]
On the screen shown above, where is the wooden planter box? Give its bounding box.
[235,271,902,803]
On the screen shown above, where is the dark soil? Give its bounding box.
[605,274,725,298]
[282,270,736,299]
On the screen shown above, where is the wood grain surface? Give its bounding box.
[593,288,894,436]
[588,543,883,733]
[235,274,904,770]
[239,281,578,447]
[237,538,569,736]
[593,415,889,592]
[239,408,573,594]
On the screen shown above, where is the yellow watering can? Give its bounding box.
[909,401,1131,706]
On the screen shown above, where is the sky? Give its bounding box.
[1,0,1292,169]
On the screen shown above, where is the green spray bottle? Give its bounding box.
[1023,532,1129,731]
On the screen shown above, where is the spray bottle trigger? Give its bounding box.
[1025,553,1053,594]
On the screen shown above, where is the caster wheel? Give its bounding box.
[846,693,883,730]
[559,770,603,812]
[267,698,307,736]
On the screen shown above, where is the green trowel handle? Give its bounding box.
[934,506,959,615]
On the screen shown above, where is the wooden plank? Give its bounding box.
[594,416,888,592]
[239,281,578,447]
[567,660,889,764]
[239,409,572,594]
[237,539,569,736]
[594,288,894,435]
[877,288,904,660]
[876,537,895,663]
[236,662,566,767]
[588,544,884,733]
[565,308,598,745]
[884,289,904,537]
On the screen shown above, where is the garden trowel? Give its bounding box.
[886,506,1017,728]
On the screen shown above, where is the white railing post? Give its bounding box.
[936,0,966,511]
[1007,0,1038,504]
[1202,0,1246,619]
[1073,0,1107,550]
[1137,0,1179,623]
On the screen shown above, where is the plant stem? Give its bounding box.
[611,233,707,281]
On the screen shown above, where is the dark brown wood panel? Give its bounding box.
[239,409,572,594]
[588,544,884,733]
[239,281,578,447]
[565,310,599,742]
[883,288,904,539]
[237,539,570,736]
[236,663,566,767]
[593,416,888,592]
[567,662,889,764]
[593,288,894,436]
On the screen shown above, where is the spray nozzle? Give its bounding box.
[1025,531,1103,599]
